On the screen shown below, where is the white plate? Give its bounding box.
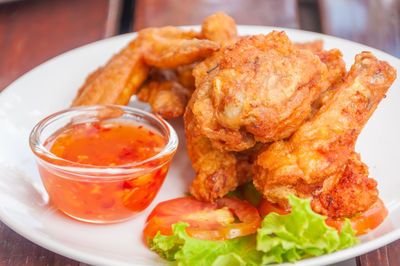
[0,26,399,266]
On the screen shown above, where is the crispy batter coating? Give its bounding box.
[186,32,330,202]
[185,106,258,201]
[316,49,347,89]
[140,12,239,118]
[254,52,396,217]
[72,39,149,106]
[176,63,197,91]
[139,26,220,68]
[186,110,239,201]
[190,31,328,151]
[201,12,238,44]
[294,41,347,119]
[310,49,347,117]
[312,152,378,218]
[295,40,346,96]
[137,68,193,119]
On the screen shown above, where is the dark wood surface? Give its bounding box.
[356,240,400,266]
[0,0,399,265]
[0,0,122,91]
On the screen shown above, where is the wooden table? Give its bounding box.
[0,0,399,265]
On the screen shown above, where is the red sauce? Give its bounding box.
[38,120,173,223]
[47,121,165,166]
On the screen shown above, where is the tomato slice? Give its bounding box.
[258,197,388,236]
[143,196,261,241]
[325,198,388,236]
[258,198,290,216]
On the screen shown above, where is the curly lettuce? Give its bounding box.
[257,194,359,264]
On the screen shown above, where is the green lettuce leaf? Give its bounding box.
[149,195,359,265]
[149,222,263,266]
[257,194,359,264]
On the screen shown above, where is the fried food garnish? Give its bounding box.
[72,39,149,106]
[190,31,327,151]
[139,26,220,68]
[254,52,396,216]
[201,12,238,44]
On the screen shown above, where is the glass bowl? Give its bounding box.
[29,105,178,223]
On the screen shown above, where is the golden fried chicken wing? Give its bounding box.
[186,32,330,202]
[312,152,378,218]
[137,68,193,119]
[72,26,214,110]
[72,39,149,106]
[185,106,258,201]
[295,41,346,95]
[176,63,197,91]
[186,122,239,201]
[139,26,220,68]
[316,49,346,89]
[201,12,238,45]
[136,13,238,119]
[190,31,328,151]
[310,49,347,117]
[254,52,396,217]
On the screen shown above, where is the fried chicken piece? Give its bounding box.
[312,152,378,218]
[254,52,396,217]
[310,49,347,117]
[190,31,328,152]
[185,106,259,201]
[293,41,347,118]
[201,12,238,45]
[316,49,347,89]
[137,68,194,119]
[139,26,220,68]
[186,32,328,201]
[136,13,238,118]
[176,63,197,91]
[295,40,346,94]
[72,39,149,106]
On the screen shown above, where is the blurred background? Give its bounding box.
[0,0,399,92]
[0,0,399,265]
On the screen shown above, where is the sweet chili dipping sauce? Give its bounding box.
[30,105,178,223]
